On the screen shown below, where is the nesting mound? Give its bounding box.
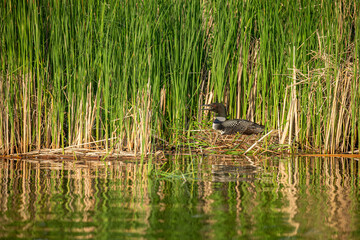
[180,127,285,155]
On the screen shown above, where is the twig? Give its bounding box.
[244,130,274,154]
[63,137,117,149]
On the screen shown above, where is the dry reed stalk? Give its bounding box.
[203,70,214,106]
[246,41,260,122]
[84,84,91,147]
[0,76,6,153]
[280,84,289,145]
[22,72,32,153]
[45,97,51,148]
[236,45,243,119]
[142,85,152,154]
[335,74,351,152]
[305,69,314,142]
[324,71,340,153]
[76,99,84,147]
[280,48,299,145]
[292,52,300,144]
[128,107,135,153]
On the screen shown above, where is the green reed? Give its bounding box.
[0,0,359,155]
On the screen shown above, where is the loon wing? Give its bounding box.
[221,119,264,135]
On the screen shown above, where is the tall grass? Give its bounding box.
[0,0,359,155]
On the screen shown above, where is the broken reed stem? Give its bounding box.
[244,130,274,154]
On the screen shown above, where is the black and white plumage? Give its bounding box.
[202,103,264,135]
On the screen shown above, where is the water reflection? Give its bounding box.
[0,156,359,239]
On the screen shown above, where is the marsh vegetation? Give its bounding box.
[0,0,359,155]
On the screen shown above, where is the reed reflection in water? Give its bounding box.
[0,156,359,239]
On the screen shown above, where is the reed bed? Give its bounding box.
[0,0,359,155]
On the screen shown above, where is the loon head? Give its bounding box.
[201,102,227,118]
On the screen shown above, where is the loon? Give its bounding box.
[202,102,265,135]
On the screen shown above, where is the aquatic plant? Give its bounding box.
[0,0,359,155]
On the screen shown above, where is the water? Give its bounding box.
[0,155,359,239]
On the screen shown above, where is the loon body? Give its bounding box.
[202,103,264,135]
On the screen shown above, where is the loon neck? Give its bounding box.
[214,116,226,123]
[213,117,225,132]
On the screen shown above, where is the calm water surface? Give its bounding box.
[0,155,360,239]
